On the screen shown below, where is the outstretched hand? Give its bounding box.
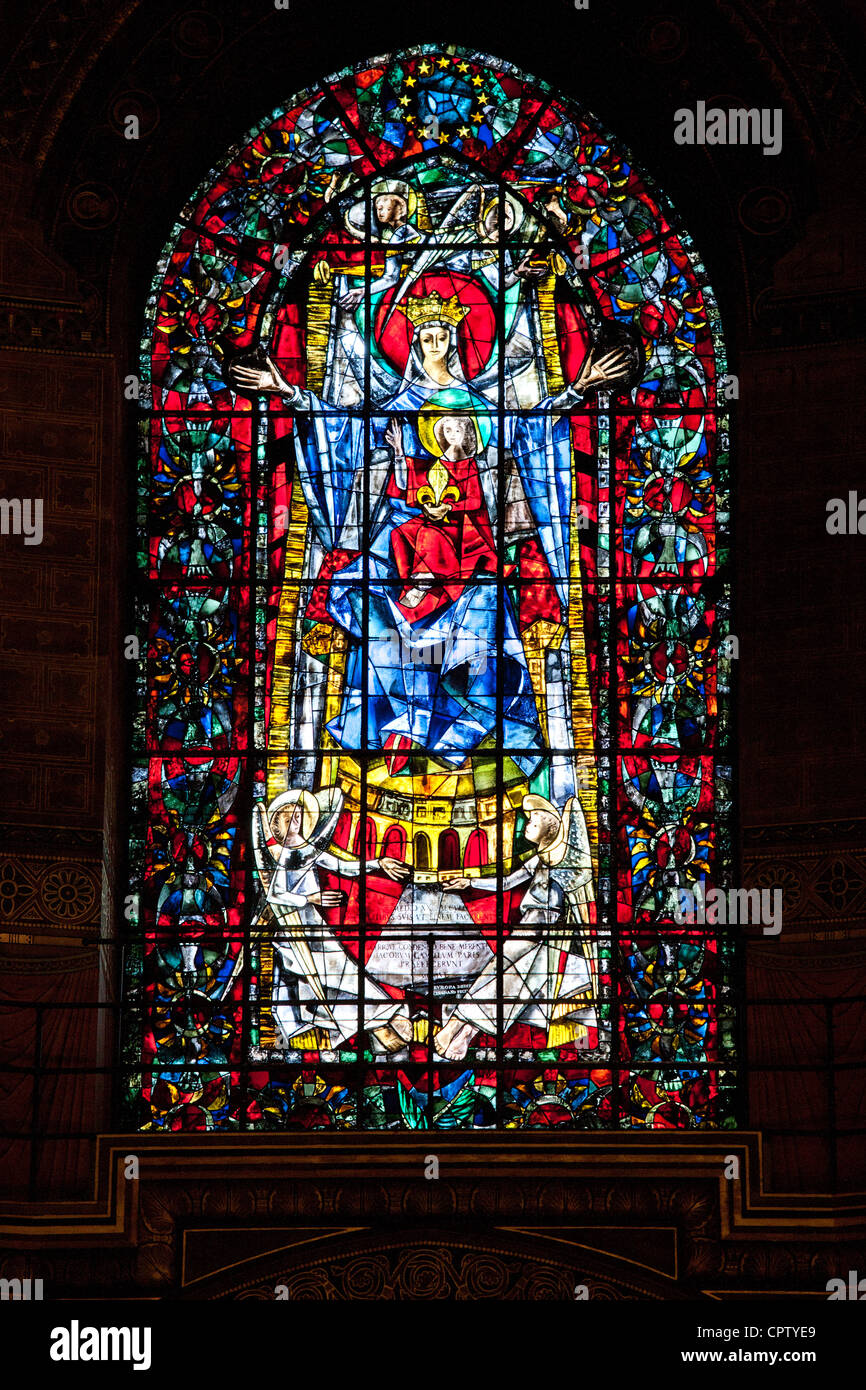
[378,856,411,882]
[573,346,632,394]
[230,355,291,395]
[308,889,344,908]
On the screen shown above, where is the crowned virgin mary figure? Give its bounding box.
[232,278,629,798]
[234,266,628,1063]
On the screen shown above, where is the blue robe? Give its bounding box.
[288,375,576,777]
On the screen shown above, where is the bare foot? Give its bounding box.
[435,1018,476,1060]
[372,1019,412,1052]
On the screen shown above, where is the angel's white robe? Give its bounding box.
[442,855,596,1037]
[268,849,402,1048]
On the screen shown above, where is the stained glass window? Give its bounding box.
[124,44,733,1132]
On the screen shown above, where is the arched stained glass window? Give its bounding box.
[124,44,732,1132]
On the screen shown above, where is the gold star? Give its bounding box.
[478,92,488,104]
[438,131,449,143]
[471,74,483,86]
[457,61,469,73]
[405,74,416,87]
[472,111,486,124]
[437,56,450,69]
[457,125,471,138]
[398,95,411,107]
[419,60,431,74]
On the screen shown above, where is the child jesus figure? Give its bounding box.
[387,412,509,622]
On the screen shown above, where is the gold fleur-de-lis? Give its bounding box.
[417,458,459,510]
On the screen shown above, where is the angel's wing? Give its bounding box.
[553,796,592,875]
[311,785,345,852]
[379,185,480,330]
[251,801,277,896]
[552,796,595,927]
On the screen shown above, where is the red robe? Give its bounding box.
[387,454,507,622]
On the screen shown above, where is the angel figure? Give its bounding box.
[435,792,597,1060]
[253,787,412,1051]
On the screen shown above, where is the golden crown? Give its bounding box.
[398,290,470,329]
